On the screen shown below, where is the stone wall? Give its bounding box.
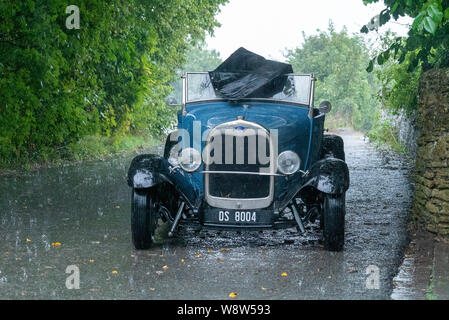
[383,110,418,158]
[396,111,418,159]
[413,68,449,236]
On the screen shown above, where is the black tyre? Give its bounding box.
[322,193,345,251]
[131,189,157,250]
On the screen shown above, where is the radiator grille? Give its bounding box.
[204,120,275,209]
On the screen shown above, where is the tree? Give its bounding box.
[286,23,380,131]
[362,0,449,72]
[0,0,227,162]
[169,43,222,102]
[373,32,421,116]
[184,44,222,72]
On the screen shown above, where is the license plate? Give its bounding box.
[203,209,273,226]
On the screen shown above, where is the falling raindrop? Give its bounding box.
[0,275,7,284]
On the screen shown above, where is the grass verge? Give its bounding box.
[366,119,408,154]
[0,131,161,173]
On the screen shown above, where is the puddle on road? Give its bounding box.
[0,134,414,299]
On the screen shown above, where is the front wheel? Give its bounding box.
[322,193,345,251]
[131,189,158,250]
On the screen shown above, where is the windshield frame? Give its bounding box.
[184,72,315,108]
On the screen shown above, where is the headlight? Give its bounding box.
[179,148,202,172]
[277,151,300,175]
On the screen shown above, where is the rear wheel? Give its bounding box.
[131,188,158,250]
[322,193,345,251]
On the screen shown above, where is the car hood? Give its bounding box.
[179,101,314,170]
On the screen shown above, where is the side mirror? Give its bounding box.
[318,101,332,114]
[166,96,180,107]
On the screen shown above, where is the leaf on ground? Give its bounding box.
[181,259,185,263]
[115,205,120,209]
[111,270,118,274]
[89,259,95,263]
[162,265,168,270]
[51,242,61,246]
[26,238,31,242]
[195,254,202,258]
[229,292,238,298]
[281,272,288,277]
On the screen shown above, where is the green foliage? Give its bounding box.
[376,57,421,116]
[362,0,449,71]
[286,23,380,132]
[372,32,422,116]
[366,116,407,153]
[67,133,160,161]
[184,44,222,72]
[170,43,222,102]
[0,0,227,165]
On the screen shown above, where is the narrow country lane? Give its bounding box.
[0,131,413,299]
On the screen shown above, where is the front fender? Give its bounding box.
[275,157,349,211]
[127,154,165,189]
[127,154,199,208]
[302,157,350,194]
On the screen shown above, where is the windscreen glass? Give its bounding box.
[187,73,311,105]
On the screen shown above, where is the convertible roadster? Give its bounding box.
[127,48,349,251]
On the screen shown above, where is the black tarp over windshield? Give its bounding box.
[209,47,293,101]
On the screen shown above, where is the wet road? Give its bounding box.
[0,132,413,299]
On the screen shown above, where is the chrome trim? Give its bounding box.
[199,169,309,177]
[181,73,187,115]
[291,202,306,233]
[201,171,284,177]
[204,120,276,210]
[186,98,310,107]
[168,201,185,237]
[308,74,316,118]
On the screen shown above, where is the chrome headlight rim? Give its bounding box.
[179,147,202,172]
[277,151,301,175]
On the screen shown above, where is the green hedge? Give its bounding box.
[0,0,226,165]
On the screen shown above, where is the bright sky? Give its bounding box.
[206,0,412,61]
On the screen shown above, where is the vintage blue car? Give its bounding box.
[127,48,349,251]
